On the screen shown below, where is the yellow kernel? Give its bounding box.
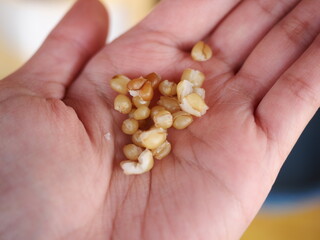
[132,130,144,147]
[149,125,167,132]
[180,93,209,117]
[177,79,194,102]
[139,81,154,101]
[152,140,171,160]
[140,128,167,149]
[132,96,150,108]
[159,80,177,96]
[153,110,173,129]
[191,41,212,62]
[122,118,139,135]
[157,96,181,113]
[128,108,137,119]
[181,68,205,87]
[123,144,143,160]
[110,74,131,94]
[150,105,166,118]
[172,111,193,129]
[127,77,147,90]
[120,149,154,175]
[114,94,132,114]
[133,106,151,120]
[193,87,205,99]
[145,72,162,89]
[172,110,191,119]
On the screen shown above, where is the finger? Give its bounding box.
[256,33,320,163]
[234,0,320,105]
[8,0,108,99]
[210,0,300,68]
[138,0,242,48]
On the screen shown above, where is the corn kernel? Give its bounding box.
[133,106,150,120]
[110,75,131,94]
[157,96,181,113]
[132,130,144,147]
[139,81,154,101]
[153,110,173,129]
[145,72,162,89]
[177,80,194,101]
[122,118,139,135]
[172,111,193,129]
[114,94,132,114]
[150,105,166,118]
[128,77,149,98]
[149,125,167,132]
[132,96,150,108]
[193,87,205,99]
[181,68,205,87]
[159,80,177,96]
[180,93,209,117]
[127,77,147,90]
[128,108,137,119]
[120,149,154,175]
[140,127,167,149]
[191,41,212,62]
[127,76,154,101]
[152,140,171,160]
[123,144,143,160]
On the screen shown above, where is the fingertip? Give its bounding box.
[58,0,109,48]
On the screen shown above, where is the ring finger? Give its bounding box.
[234,0,320,105]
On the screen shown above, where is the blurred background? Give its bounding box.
[0,0,157,78]
[0,0,319,239]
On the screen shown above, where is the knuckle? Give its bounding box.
[254,0,291,17]
[282,73,318,107]
[234,71,267,102]
[279,14,313,46]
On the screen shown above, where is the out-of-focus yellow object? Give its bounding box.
[242,202,320,240]
[0,38,23,79]
[0,0,156,79]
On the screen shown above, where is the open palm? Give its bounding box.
[1,0,320,239]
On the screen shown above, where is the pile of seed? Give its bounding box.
[110,41,212,175]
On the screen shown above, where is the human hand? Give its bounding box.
[1,0,319,239]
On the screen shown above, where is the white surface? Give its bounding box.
[0,0,152,78]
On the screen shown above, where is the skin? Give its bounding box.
[0,0,320,239]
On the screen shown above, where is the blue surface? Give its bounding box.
[265,109,320,206]
[264,185,320,208]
